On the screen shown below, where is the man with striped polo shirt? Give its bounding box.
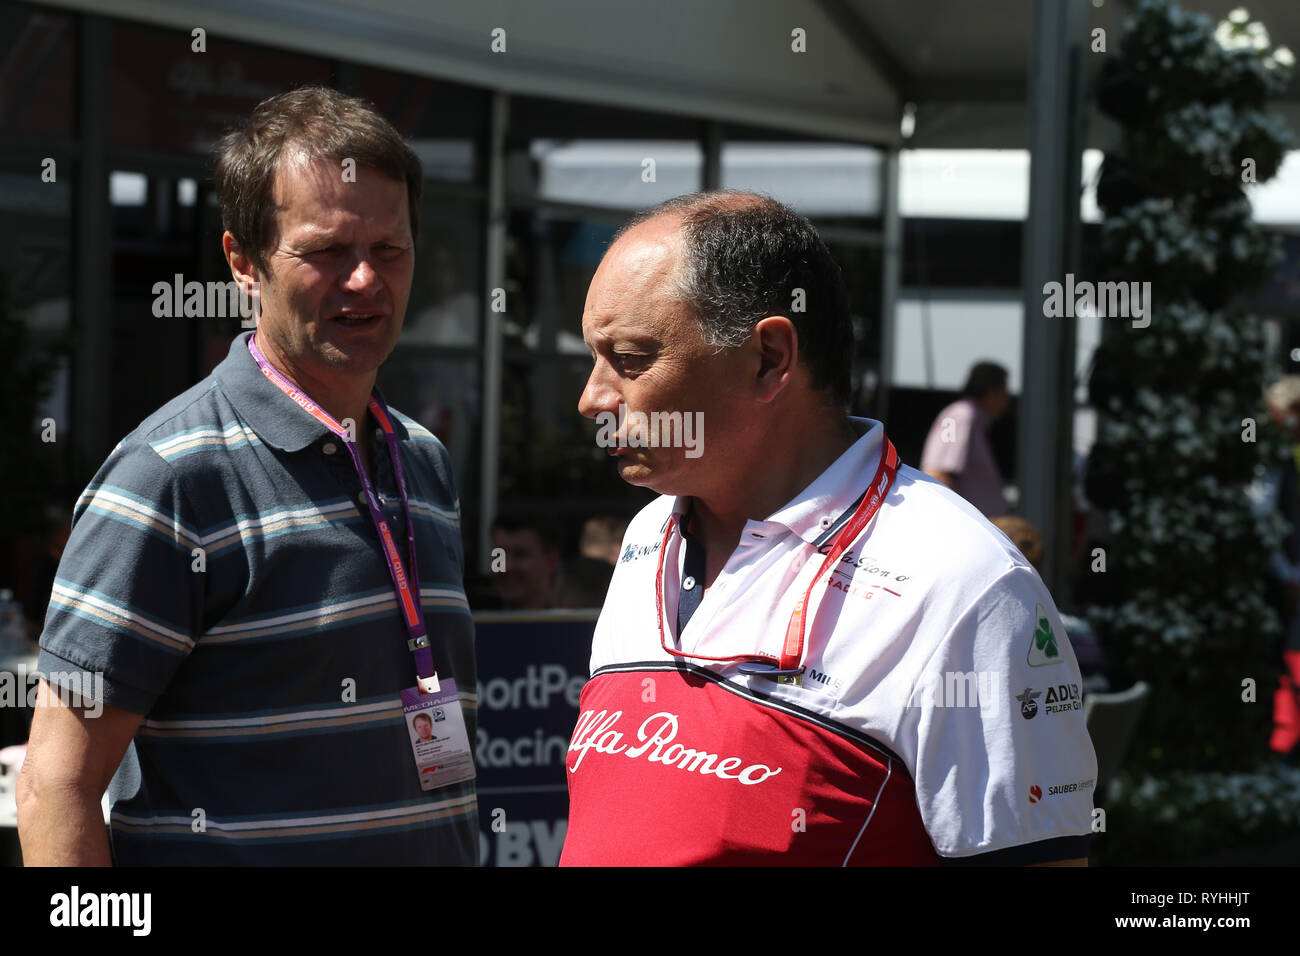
[17,87,477,865]
[561,192,1096,866]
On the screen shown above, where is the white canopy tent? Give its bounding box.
[51,0,1300,147]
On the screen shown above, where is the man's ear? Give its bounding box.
[753,315,798,405]
[223,231,263,289]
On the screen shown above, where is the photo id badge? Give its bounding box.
[400,678,476,792]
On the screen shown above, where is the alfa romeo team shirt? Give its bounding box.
[560,417,1097,866]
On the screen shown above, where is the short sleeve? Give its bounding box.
[902,565,1097,862]
[920,403,973,475]
[38,440,205,715]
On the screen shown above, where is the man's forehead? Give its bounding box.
[606,215,683,273]
[271,153,405,221]
[272,153,341,202]
[584,216,685,334]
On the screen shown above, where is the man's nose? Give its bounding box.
[341,251,382,293]
[578,363,620,421]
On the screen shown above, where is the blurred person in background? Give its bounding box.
[491,513,561,611]
[921,361,1011,518]
[1255,376,1300,763]
[556,556,615,609]
[579,514,630,566]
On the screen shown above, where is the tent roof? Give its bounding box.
[46,0,1300,147]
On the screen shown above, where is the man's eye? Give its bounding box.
[613,352,645,368]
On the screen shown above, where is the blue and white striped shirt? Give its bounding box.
[38,331,478,865]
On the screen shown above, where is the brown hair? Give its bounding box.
[213,85,423,276]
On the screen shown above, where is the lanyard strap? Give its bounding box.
[777,437,898,670]
[655,436,899,673]
[247,334,438,690]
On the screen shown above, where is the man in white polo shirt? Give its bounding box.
[560,191,1096,866]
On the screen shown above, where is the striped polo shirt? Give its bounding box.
[38,331,478,865]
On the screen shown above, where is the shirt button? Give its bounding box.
[819,516,832,530]
[682,576,696,591]
[323,442,338,455]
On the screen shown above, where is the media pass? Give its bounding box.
[401,678,477,791]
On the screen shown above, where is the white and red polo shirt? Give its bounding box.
[560,417,1098,866]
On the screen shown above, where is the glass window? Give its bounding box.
[0,1,76,141]
[902,219,1022,288]
[722,142,882,219]
[401,197,484,349]
[385,195,485,563]
[0,161,73,626]
[380,352,482,560]
[900,149,1029,220]
[821,239,883,414]
[0,163,73,441]
[352,65,487,185]
[108,168,215,442]
[498,355,653,515]
[505,210,619,356]
[892,294,1024,393]
[109,21,335,156]
[507,95,704,210]
[527,138,703,209]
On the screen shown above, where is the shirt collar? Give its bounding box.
[668,416,887,546]
[214,331,409,452]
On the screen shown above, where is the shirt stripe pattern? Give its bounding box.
[38,333,478,865]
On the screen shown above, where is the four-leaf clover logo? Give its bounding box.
[1035,615,1059,659]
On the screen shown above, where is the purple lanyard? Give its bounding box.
[247,335,439,693]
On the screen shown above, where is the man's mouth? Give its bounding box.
[332,312,384,327]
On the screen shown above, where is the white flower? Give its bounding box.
[1215,22,1251,51]
[1229,8,1251,25]
[1275,46,1295,67]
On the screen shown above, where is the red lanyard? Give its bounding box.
[654,437,899,675]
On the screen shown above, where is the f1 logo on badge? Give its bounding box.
[422,765,440,774]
